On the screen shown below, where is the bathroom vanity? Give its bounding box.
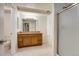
[17,32,42,48]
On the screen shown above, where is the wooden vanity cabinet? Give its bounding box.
[18,32,42,48]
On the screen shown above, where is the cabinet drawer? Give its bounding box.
[32,39,38,45]
[23,37,32,46]
[18,38,22,41]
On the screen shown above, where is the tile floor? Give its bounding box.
[14,44,54,56]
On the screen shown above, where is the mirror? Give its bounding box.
[22,19,36,32]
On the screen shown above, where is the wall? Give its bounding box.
[0,5,12,41]
[36,14,47,44]
[0,4,4,41]
[47,8,55,48]
[17,17,22,32]
[30,20,36,31]
[4,11,12,40]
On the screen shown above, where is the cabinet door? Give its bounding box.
[18,35,23,48]
[31,34,42,45]
[32,35,38,45]
[37,34,42,45]
[22,35,32,46]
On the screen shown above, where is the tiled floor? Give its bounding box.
[14,44,54,56]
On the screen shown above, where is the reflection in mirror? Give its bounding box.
[22,19,36,32]
[23,23,29,32]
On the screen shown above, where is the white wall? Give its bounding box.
[4,11,12,40]
[17,17,22,32]
[46,4,55,55]
[0,4,4,41]
[29,20,36,31]
[47,4,54,46]
[36,14,47,44]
